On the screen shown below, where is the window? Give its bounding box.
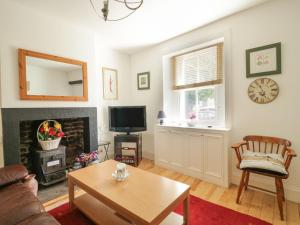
[163,39,225,127]
[183,87,217,123]
[174,41,224,126]
[172,43,223,90]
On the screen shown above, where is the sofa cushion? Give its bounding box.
[0,164,28,187]
[0,183,44,225]
[17,212,60,225]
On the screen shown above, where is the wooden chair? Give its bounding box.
[231,135,296,220]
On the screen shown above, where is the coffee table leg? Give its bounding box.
[183,195,190,225]
[68,178,75,209]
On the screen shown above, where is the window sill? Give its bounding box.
[156,123,230,132]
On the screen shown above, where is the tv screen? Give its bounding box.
[109,106,147,133]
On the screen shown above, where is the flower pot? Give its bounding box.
[38,138,61,150]
[187,119,197,127]
[37,120,64,150]
[89,159,100,166]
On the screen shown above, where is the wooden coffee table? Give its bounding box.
[68,160,190,225]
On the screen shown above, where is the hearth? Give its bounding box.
[2,107,98,169]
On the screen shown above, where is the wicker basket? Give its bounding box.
[37,120,62,151]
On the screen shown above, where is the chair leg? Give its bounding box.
[279,179,285,201]
[236,170,247,204]
[275,178,284,220]
[244,171,250,190]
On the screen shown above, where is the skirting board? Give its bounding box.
[142,151,154,160]
[231,172,300,203]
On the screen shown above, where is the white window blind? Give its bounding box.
[172,43,223,90]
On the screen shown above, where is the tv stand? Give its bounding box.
[114,134,142,167]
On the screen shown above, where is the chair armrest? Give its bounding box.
[0,164,28,187]
[231,141,248,164]
[231,141,247,149]
[286,148,297,157]
[284,148,297,170]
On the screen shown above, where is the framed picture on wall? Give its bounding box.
[137,72,150,90]
[102,67,118,100]
[246,42,281,78]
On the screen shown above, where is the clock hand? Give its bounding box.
[258,84,266,96]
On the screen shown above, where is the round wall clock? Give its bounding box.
[248,78,279,104]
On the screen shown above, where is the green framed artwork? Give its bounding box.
[137,72,150,90]
[246,42,281,78]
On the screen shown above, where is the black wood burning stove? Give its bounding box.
[33,146,66,186]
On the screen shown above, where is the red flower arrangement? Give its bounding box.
[38,121,65,141]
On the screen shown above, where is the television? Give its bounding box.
[109,106,147,134]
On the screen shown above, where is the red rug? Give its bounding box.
[49,195,271,225]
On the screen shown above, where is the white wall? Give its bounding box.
[0,0,97,108]
[96,46,131,158]
[130,0,300,202]
[0,0,131,166]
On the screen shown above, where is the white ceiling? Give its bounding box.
[11,0,269,54]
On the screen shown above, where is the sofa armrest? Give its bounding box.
[0,164,28,187]
[23,174,38,196]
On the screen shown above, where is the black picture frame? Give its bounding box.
[137,72,150,90]
[246,42,281,78]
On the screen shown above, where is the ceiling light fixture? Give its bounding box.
[89,0,143,22]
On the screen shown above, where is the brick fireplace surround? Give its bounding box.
[1,107,98,166]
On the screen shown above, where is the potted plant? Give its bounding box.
[37,120,65,150]
[187,112,197,127]
[74,151,100,168]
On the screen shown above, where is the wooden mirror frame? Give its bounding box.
[19,49,88,101]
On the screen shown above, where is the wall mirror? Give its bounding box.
[19,49,88,101]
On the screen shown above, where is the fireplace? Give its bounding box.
[19,117,88,171]
[2,107,98,168]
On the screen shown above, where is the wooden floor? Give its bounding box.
[44,159,300,225]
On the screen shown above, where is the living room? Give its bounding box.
[0,0,299,224]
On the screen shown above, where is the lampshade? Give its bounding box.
[157,110,166,119]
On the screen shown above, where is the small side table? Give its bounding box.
[98,141,111,161]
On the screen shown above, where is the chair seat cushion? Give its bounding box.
[240,150,288,175]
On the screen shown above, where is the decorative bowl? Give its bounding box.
[112,170,129,181]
